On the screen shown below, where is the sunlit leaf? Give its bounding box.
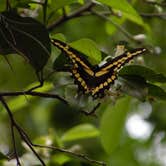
[70,38,102,64]
[50,0,78,11]
[61,123,100,142]
[97,0,145,27]
[100,97,130,154]
[51,154,71,165]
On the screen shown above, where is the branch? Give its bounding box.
[47,1,95,31]
[90,10,137,43]
[0,90,68,104]
[143,0,166,7]
[32,144,106,166]
[0,91,101,116]
[0,97,46,166]
[140,12,166,19]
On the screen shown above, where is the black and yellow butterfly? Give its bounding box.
[51,39,147,98]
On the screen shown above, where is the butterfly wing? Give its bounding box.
[91,48,147,98]
[51,39,95,94]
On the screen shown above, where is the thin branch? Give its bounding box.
[0,96,46,166]
[140,12,166,18]
[143,0,166,7]
[0,91,68,104]
[32,144,107,166]
[90,10,137,42]
[47,1,95,31]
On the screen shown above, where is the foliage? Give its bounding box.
[0,0,166,166]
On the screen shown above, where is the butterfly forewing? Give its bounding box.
[91,48,147,98]
[51,39,94,76]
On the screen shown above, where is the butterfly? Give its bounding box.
[51,39,147,99]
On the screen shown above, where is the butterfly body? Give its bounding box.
[51,39,147,99]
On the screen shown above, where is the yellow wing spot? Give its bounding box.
[92,87,99,95]
[75,73,80,78]
[113,61,118,66]
[117,64,122,68]
[99,84,104,89]
[107,78,112,83]
[95,70,109,77]
[78,77,82,82]
[81,81,86,87]
[111,75,116,80]
[101,64,113,71]
[127,52,132,58]
[104,82,108,86]
[72,69,77,74]
[68,51,76,58]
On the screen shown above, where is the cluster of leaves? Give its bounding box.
[0,0,166,166]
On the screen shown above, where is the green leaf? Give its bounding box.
[119,65,166,83]
[51,154,71,165]
[11,0,31,8]
[0,0,6,11]
[120,75,148,101]
[100,97,130,154]
[147,83,166,100]
[106,16,125,35]
[0,11,51,72]
[61,123,100,142]
[50,0,78,11]
[0,151,8,160]
[97,0,144,27]
[70,38,102,64]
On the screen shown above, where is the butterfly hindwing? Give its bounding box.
[90,48,147,98]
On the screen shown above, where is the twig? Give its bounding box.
[90,10,136,42]
[47,1,95,31]
[0,97,21,165]
[0,96,46,166]
[143,0,166,7]
[32,144,107,166]
[140,12,166,18]
[0,91,68,104]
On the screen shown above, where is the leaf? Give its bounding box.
[147,83,166,100]
[0,151,8,160]
[0,0,6,12]
[11,0,31,8]
[106,16,125,35]
[70,38,102,64]
[0,11,51,72]
[50,0,78,11]
[51,154,71,165]
[97,0,145,27]
[119,65,166,83]
[120,75,148,101]
[100,97,130,154]
[61,123,100,142]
